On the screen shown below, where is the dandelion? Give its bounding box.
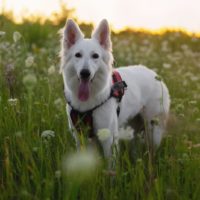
[196,118,200,123]
[118,126,133,140]
[163,63,171,69]
[62,150,99,179]
[41,130,55,140]
[8,98,18,106]
[188,100,197,105]
[0,31,6,37]
[97,129,111,141]
[181,44,189,51]
[142,39,150,45]
[22,73,37,90]
[190,75,199,82]
[175,103,184,112]
[48,65,56,75]
[13,31,22,42]
[191,143,200,148]
[25,56,34,67]
[161,40,169,52]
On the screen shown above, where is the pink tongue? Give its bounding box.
[78,80,90,101]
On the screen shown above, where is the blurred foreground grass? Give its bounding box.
[0,14,200,200]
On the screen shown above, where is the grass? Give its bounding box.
[0,15,200,200]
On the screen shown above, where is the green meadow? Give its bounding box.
[0,11,200,200]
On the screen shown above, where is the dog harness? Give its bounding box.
[66,70,127,138]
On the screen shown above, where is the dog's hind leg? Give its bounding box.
[151,124,164,147]
[142,114,168,161]
[151,115,168,147]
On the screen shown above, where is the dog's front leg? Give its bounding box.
[102,119,119,159]
[100,135,114,158]
[93,102,119,159]
[98,115,119,171]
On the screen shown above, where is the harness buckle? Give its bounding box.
[111,80,127,102]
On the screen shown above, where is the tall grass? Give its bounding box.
[0,15,200,199]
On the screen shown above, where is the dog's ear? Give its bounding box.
[63,19,84,49]
[92,19,112,50]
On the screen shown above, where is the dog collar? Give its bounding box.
[65,70,127,138]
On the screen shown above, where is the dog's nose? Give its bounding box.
[80,69,91,80]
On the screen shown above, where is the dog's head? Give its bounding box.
[60,19,113,102]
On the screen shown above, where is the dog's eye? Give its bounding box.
[75,52,82,58]
[92,53,99,59]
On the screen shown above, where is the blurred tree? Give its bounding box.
[51,0,75,26]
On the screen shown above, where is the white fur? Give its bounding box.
[60,19,170,157]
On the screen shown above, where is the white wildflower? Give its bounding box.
[142,39,150,45]
[8,98,18,106]
[196,118,200,123]
[25,56,34,67]
[191,143,200,148]
[13,31,22,42]
[161,40,169,52]
[0,31,6,37]
[22,74,37,89]
[176,104,184,112]
[181,44,189,51]
[41,130,55,139]
[189,100,197,105]
[97,129,111,141]
[118,126,133,140]
[63,151,99,179]
[190,76,199,82]
[48,65,56,75]
[163,63,171,69]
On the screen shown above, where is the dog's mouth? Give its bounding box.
[78,79,90,102]
[77,74,95,102]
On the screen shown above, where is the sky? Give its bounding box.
[1,0,200,32]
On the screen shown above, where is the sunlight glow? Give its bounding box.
[0,0,61,21]
[1,0,200,33]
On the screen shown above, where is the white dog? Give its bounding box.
[60,19,170,158]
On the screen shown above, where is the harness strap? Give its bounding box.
[70,109,94,138]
